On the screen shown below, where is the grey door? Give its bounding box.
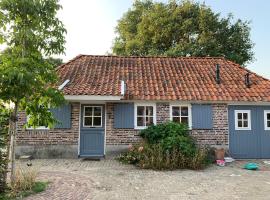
[80,105,105,158]
[229,106,270,159]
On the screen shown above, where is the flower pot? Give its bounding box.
[215,148,225,160]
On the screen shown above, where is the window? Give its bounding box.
[83,106,102,127]
[135,104,156,129]
[264,110,270,130]
[235,110,251,130]
[170,105,191,128]
[26,115,49,130]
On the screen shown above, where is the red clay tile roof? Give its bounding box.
[56,55,270,102]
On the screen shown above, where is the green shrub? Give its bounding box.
[118,143,208,170]
[188,148,209,170]
[117,144,143,165]
[140,122,189,143]
[140,122,196,157]
[118,122,209,170]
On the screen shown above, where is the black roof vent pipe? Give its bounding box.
[216,64,221,84]
[245,72,251,88]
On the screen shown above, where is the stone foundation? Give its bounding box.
[16,145,78,159]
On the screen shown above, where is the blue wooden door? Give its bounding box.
[80,105,105,158]
[229,106,270,159]
[257,107,270,158]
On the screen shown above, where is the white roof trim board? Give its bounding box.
[64,95,122,101]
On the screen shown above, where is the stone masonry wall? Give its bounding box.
[191,104,228,146]
[17,103,80,145]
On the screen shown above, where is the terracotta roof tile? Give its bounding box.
[56,55,270,102]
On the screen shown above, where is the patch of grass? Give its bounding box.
[0,181,48,200]
[32,181,48,193]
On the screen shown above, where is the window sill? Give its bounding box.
[235,128,251,131]
[134,126,149,130]
[26,127,50,131]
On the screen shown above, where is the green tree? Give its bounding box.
[0,0,66,185]
[0,102,10,192]
[46,57,63,68]
[112,0,254,65]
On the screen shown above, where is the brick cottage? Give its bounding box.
[17,55,270,159]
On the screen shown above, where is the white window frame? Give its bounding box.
[170,104,192,129]
[83,106,103,128]
[134,103,156,129]
[235,110,251,130]
[26,115,49,130]
[264,110,270,130]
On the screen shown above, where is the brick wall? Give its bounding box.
[17,103,80,145]
[191,104,228,146]
[156,102,170,124]
[106,103,141,145]
[106,102,229,146]
[16,102,229,147]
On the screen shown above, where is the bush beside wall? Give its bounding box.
[118,122,210,170]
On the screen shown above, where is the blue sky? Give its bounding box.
[58,0,270,78]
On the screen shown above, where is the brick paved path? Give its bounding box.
[21,159,270,200]
[26,171,93,200]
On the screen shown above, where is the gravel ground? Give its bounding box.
[20,158,270,200]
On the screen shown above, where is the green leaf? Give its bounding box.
[112,0,254,65]
[0,0,66,128]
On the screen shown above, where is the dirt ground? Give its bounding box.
[21,158,270,200]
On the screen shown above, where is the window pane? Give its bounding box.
[243,120,248,127]
[181,117,188,124]
[146,106,153,116]
[181,107,188,116]
[84,117,92,126]
[137,106,144,116]
[172,107,180,116]
[173,117,180,123]
[267,113,270,120]
[94,107,102,116]
[237,113,242,120]
[85,107,92,116]
[145,117,153,126]
[267,121,270,128]
[243,113,248,120]
[137,117,144,126]
[238,120,242,127]
[93,117,102,126]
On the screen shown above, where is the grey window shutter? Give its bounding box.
[114,103,134,129]
[50,104,71,129]
[192,104,213,129]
